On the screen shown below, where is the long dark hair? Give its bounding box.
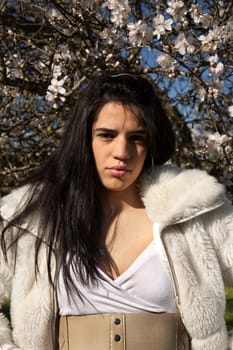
[1,71,175,292]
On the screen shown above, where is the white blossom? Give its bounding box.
[207,86,219,99]
[208,54,218,66]
[218,1,225,18]
[153,14,173,39]
[156,53,175,69]
[106,0,130,27]
[48,8,62,20]
[51,64,62,78]
[101,27,118,45]
[48,77,66,95]
[208,55,224,75]
[127,21,153,46]
[46,77,67,106]
[228,105,233,118]
[186,45,195,54]
[189,4,201,24]
[174,32,189,55]
[206,132,232,161]
[53,45,72,63]
[166,0,187,21]
[45,91,56,102]
[196,86,206,102]
[210,62,224,75]
[198,26,222,52]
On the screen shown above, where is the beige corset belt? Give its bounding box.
[59,312,190,350]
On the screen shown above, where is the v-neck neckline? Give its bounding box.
[97,240,154,283]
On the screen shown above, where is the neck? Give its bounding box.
[103,185,144,216]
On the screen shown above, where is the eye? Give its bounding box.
[130,134,147,144]
[97,132,114,139]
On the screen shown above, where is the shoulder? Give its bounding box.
[141,164,227,226]
[0,185,32,222]
[0,184,44,238]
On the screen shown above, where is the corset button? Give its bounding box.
[114,318,121,325]
[114,334,121,342]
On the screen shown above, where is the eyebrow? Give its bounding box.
[93,127,146,134]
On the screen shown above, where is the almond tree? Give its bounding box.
[0,0,232,196]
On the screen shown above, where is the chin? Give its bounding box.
[104,185,128,192]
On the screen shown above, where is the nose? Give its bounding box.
[112,136,130,160]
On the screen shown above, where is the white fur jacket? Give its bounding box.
[0,165,232,350]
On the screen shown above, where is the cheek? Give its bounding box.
[92,140,99,158]
[137,149,148,172]
[138,147,148,163]
[92,141,105,167]
[91,144,98,168]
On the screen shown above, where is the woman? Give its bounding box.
[0,72,232,350]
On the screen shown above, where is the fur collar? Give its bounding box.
[142,165,226,228]
[0,165,227,231]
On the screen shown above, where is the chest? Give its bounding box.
[104,208,153,279]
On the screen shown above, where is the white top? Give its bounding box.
[58,224,177,315]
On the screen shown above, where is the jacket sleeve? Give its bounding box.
[0,219,21,350]
[202,202,233,350]
[204,201,233,287]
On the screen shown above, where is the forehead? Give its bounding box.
[93,102,144,129]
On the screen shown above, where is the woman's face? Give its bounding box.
[92,102,148,194]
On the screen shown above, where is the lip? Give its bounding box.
[107,165,130,177]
